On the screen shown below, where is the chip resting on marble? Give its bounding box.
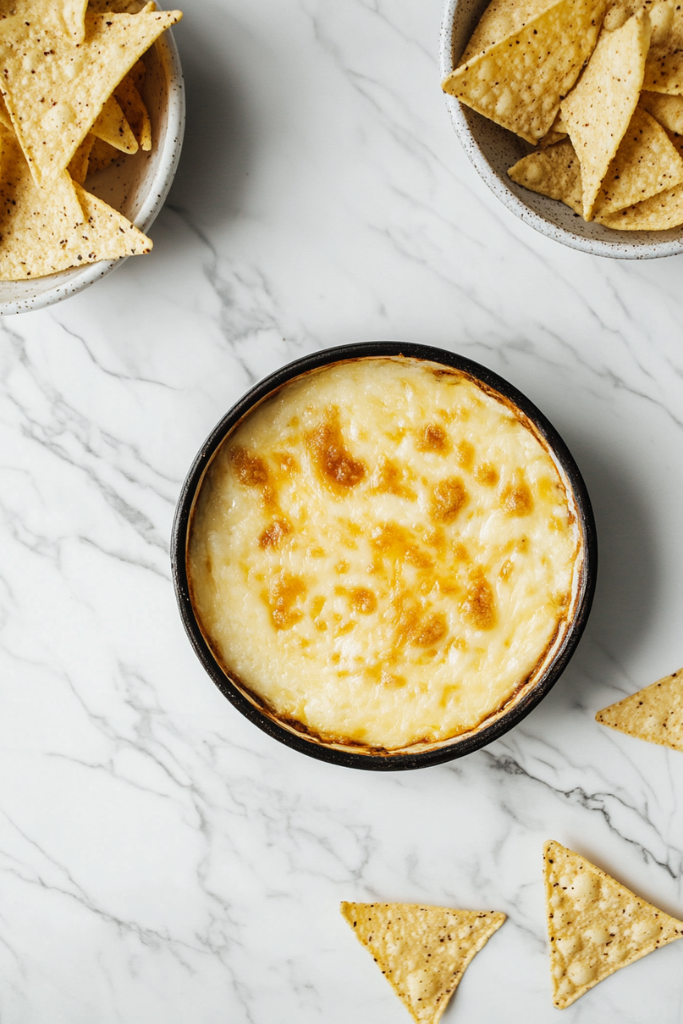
[340,901,506,1024]
[595,666,683,749]
[544,840,683,1009]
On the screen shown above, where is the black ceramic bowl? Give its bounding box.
[172,342,597,770]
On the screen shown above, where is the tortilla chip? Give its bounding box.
[87,136,120,174]
[545,841,683,1009]
[0,92,11,132]
[90,94,138,154]
[88,0,153,11]
[67,132,96,184]
[508,139,584,213]
[442,0,606,144]
[340,902,505,1024]
[115,75,152,151]
[62,0,89,42]
[595,667,683,748]
[0,8,181,185]
[562,12,651,219]
[604,0,673,39]
[459,0,557,64]
[128,58,146,92]
[643,0,683,90]
[593,105,683,216]
[597,129,683,227]
[640,90,683,133]
[0,133,150,279]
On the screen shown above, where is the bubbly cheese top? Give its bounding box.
[188,357,581,752]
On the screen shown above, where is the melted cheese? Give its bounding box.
[188,357,581,752]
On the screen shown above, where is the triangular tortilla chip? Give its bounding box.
[67,132,96,184]
[544,841,683,1009]
[442,0,606,144]
[0,8,181,185]
[114,75,151,151]
[562,12,652,219]
[640,90,683,133]
[595,668,683,749]
[0,133,150,279]
[643,2,683,91]
[459,0,557,64]
[593,105,683,216]
[508,139,584,213]
[62,0,89,42]
[88,136,119,174]
[598,128,683,226]
[340,902,505,1024]
[603,0,673,40]
[91,94,138,154]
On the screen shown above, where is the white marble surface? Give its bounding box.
[1,1,683,1021]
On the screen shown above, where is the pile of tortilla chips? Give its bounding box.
[442,0,683,230]
[0,0,182,281]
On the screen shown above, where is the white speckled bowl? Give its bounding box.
[0,15,185,316]
[440,0,683,258]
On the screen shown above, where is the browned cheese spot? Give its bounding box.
[371,522,433,570]
[230,446,269,486]
[265,571,307,630]
[259,518,291,549]
[272,450,299,476]
[416,423,450,454]
[371,457,416,499]
[474,463,499,486]
[455,439,475,472]
[461,574,497,630]
[306,416,367,491]
[430,476,468,523]
[413,611,448,647]
[364,663,407,688]
[350,588,378,614]
[501,478,534,516]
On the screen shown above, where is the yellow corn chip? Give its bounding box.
[115,75,152,151]
[0,8,181,185]
[595,668,683,748]
[128,58,146,92]
[545,841,683,1009]
[562,12,651,219]
[88,136,119,174]
[442,0,606,144]
[598,129,683,227]
[340,902,505,1024]
[62,0,88,42]
[643,0,683,90]
[0,1,88,41]
[640,89,683,132]
[509,139,584,213]
[91,94,138,154]
[0,133,150,279]
[0,92,11,132]
[604,0,673,40]
[593,105,683,216]
[459,0,557,64]
[88,1,153,11]
[67,132,96,184]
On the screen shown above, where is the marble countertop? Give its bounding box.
[2,1,683,1021]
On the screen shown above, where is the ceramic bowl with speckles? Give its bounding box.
[0,17,185,316]
[440,0,683,259]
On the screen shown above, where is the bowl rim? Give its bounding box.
[0,17,186,316]
[171,342,598,771]
[439,0,683,260]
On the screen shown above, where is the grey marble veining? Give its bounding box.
[1,0,683,1021]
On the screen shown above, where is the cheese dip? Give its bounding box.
[187,357,581,752]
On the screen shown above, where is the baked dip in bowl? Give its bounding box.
[172,343,597,769]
